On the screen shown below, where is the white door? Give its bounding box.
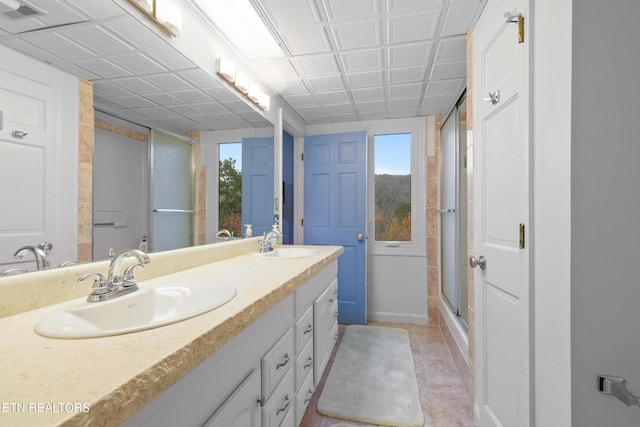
[0,69,59,270]
[473,0,530,425]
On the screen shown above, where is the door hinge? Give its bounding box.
[505,12,524,43]
[301,153,304,161]
[301,218,304,227]
[519,223,525,249]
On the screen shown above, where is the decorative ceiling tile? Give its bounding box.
[294,54,340,77]
[387,0,443,14]
[388,42,433,67]
[112,77,161,94]
[333,20,381,50]
[108,53,166,75]
[283,93,321,108]
[171,89,212,103]
[62,0,126,20]
[430,61,466,80]
[19,31,95,60]
[340,49,383,72]
[102,17,169,51]
[280,26,331,56]
[389,67,426,84]
[325,0,379,21]
[355,100,386,112]
[177,69,220,89]
[143,92,184,105]
[389,82,423,99]
[144,74,192,92]
[347,70,384,88]
[192,102,229,115]
[388,11,440,44]
[110,94,156,108]
[434,35,467,62]
[390,97,420,109]
[250,58,301,81]
[306,75,345,92]
[441,3,479,37]
[75,58,131,79]
[60,25,133,56]
[425,78,464,96]
[316,90,350,105]
[352,86,385,102]
[269,79,310,95]
[261,0,321,27]
[92,80,132,97]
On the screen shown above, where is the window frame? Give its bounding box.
[367,119,427,257]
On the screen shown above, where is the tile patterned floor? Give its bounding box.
[299,323,474,427]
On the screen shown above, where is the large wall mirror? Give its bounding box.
[0,0,283,275]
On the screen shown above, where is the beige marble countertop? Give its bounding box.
[0,245,342,427]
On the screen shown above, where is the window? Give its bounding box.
[374,133,412,241]
[367,119,426,256]
[218,143,242,237]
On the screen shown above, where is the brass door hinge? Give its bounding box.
[505,12,524,43]
[301,153,304,161]
[301,218,304,227]
[519,223,525,249]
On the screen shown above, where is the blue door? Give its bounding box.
[304,131,367,324]
[242,137,274,237]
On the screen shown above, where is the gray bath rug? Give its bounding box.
[317,325,424,427]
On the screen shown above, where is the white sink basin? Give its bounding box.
[255,247,320,259]
[35,279,237,339]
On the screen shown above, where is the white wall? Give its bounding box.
[571,1,640,426]
[532,0,572,425]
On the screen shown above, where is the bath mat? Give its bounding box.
[317,325,424,427]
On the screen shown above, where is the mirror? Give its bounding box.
[0,0,281,274]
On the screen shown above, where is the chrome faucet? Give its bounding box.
[216,229,232,240]
[79,249,150,302]
[13,242,53,270]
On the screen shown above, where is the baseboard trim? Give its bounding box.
[367,311,428,325]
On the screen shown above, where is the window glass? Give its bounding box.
[374,133,412,241]
[218,143,242,237]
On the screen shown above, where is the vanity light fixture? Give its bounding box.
[127,0,183,37]
[216,57,271,111]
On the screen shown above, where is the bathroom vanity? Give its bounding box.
[0,240,342,427]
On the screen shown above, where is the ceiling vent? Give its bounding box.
[4,4,43,20]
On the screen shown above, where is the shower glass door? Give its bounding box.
[150,130,194,252]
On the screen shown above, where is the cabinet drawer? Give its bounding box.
[295,369,315,426]
[261,368,294,427]
[262,328,294,400]
[294,306,314,355]
[295,338,314,391]
[316,278,338,308]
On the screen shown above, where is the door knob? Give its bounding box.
[469,255,487,270]
[357,233,364,241]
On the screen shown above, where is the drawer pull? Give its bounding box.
[276,395,291,415]
[276,353,290,370]
[303,324,313,334]
[303,356,313,369]
[328,298,334,304]
[334,333,339,341]
[334,312,338,319]
[333,288,338,295]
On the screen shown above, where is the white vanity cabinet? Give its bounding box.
[313,278,339,385]
[122,260,338,427]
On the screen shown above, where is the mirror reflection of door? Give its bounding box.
[150,130,194,252]
[93,123,149,261]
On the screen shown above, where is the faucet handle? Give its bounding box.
[78,273,109,295]
[123,263,145,287]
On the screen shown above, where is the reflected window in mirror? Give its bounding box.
[218,143,242,237]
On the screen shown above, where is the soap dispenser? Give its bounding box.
[266,222,282,249]
[244,224,253,238]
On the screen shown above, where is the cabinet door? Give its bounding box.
[203,369,261,427]
[313,279,338,385]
